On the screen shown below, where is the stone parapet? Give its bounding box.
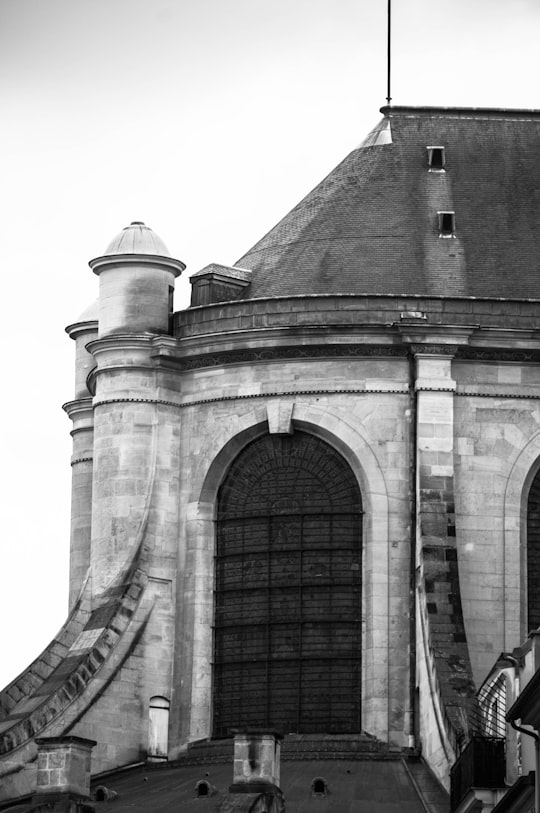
[175,294,540,339]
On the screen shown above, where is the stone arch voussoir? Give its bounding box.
[504,431,540,648]
[184,401,391,743]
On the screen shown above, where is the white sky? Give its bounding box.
[1,0,539,689]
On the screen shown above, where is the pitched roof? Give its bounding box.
[237,107,540,300]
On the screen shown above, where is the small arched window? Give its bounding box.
[148,696,169,760]
[312,777,329,796]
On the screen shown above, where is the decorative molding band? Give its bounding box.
[90,363,156,381]
[416,387,456,393]
[70,426,94,438]
[94,388,410,411]
[167,343,408,371]
[456,347,540,362]
[89,389,540,408]
[71,457,94,466]
[411,344,459,356]
[455,391,540,399]
[94,397,181,409]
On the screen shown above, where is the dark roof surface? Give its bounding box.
[237,107,540,300]
[84,757,448,812]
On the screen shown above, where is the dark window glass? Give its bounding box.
[213,432,363,736]
[527,469,540,630]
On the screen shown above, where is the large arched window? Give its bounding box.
[527,468,540,630]
[212,431,363,737]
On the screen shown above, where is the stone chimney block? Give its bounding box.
[232,730,283,788]
[34,736,97,799]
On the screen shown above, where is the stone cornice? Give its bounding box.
[82,328,540,379]
[65,320,98,340]
[169,323,401,356]
[62,398,94,421]
[86,333,156,355]
[156,343,408,372]
[89,253,185,277]
[397,324,475,347]
[70,426,94,437]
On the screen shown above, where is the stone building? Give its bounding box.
[3,105,540,811]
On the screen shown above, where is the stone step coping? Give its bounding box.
[150,736,417,768]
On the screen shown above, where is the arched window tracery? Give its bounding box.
[212,431,363,737]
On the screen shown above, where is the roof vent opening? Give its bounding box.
[438,211,456,238]
[312,777,329,797]
[196,779,216,798]
[94,785,118,801]
[427,146,445,171]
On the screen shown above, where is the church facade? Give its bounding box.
[3,106,540,810]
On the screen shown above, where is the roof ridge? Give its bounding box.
[381,104,540,118]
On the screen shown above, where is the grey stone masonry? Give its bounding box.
[34,736,96,798]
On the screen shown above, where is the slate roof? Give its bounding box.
[237,107,540,300]
[79,755,449,813]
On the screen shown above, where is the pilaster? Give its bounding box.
[412,342,475,769]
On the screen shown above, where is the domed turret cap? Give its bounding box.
[89,221,185,276]
[104,221,171,256]
[65,299,99,338]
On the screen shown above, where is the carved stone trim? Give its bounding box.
[416,387,456,393]
[93,388,410,411]
[455,391,540,399]
[456,347,540,362]
[165,344,408,372]
[94,397,181,409]
[410,344,459,356]
[71,457,94,466]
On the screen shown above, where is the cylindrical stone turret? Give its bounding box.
[64,301,98,608]
[87,222,184,599]
[89,221,185,338]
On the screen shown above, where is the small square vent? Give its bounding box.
[427,146,445,171]
[438,210,456,237]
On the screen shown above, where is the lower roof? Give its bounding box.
[81,753,448,813]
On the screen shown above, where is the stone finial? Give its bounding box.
[34,736,97,799]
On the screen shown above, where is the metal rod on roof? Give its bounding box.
[386,0,392,105]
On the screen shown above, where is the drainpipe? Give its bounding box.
[408,349,418,749]
[505,654,522,778]
[509,720,540,813]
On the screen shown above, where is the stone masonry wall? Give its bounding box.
[454,358,540,683]
[166,355,413,753]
